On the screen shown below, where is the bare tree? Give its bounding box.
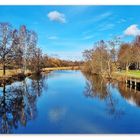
[118,43,134,72]
[0,23,13,75]
[83,40,110,77]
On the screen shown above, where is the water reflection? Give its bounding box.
[83,73,125,119]
[48,107,67,123]
[0,70,140,134]
[118,83,140,107]
[0,74,47,134]
[84,74,108,99]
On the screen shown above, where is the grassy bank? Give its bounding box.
[114,70,140,79]
[0,69,31,77]
[42,66,80,72]
[0,66,80,86]
[0,66,80,78]
[0,69,20,77]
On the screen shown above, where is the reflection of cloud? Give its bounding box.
[126,97,137,107]
[66,115,110,133]
[77,119,108,133]
[48,107,66,122]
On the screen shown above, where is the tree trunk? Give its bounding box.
[126,65,129,72]
[3,63,6,76]
[125,64,130,78]
[108,60,112,79]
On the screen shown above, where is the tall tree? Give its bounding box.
[118,43,134,72]
[0,23,13,75]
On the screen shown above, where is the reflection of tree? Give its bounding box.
[118,83,140,107]
[105,83,124,119]
[84,74,108,100]
[30,74,47,97]
[83,73,124,119]
[0,81,24,133]
[0,75,47,134]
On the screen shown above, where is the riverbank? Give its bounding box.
[114,70,140,78]
[42,66,80,72]
[0,66,81,86]
[82,70,140,83]
[0,72,32,86]
[111,70,140,83]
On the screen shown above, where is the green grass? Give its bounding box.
[115,70,140,78]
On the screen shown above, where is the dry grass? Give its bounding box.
[0,69,20,77]
[0,66,80,77]
[42,66,80,71]
[0,69,31,77]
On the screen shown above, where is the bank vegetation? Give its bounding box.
[82,36,140,80]
[0,22,82,81]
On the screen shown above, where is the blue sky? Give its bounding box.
[0,6,140,60]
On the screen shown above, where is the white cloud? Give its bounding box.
[48,36,58,40]
[83,35,94,40]
[47,11,66,23]
[124,24,140,36]
[99,12,112,19]
[117,18,126,24]
[99,23,115,31]
[94,12,112,22]
[47,51,85,61]
[80,12,112,25]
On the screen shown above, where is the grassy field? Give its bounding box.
[115,70,140,79]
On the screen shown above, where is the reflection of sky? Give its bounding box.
[4,70,140,134]
[127,98,137,107]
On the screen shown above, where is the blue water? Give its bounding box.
[0,70,140,134]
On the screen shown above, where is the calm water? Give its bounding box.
[0,70,140,134]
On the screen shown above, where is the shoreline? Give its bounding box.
[0,72,32,86]
[42,66,80,72]
[0,66,81,86]
[1,67,139,86]
[82,69,140,83]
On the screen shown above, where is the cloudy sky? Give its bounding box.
[0,6,140,60]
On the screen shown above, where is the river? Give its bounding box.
[0,70,140,134]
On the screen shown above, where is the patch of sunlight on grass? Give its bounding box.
[0,69,22,77]
[116,70,140,78]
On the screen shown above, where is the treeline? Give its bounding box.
[0,22,82,76]
[42,55,83,68]
[83,36,140,78]
[118,36,140,71]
